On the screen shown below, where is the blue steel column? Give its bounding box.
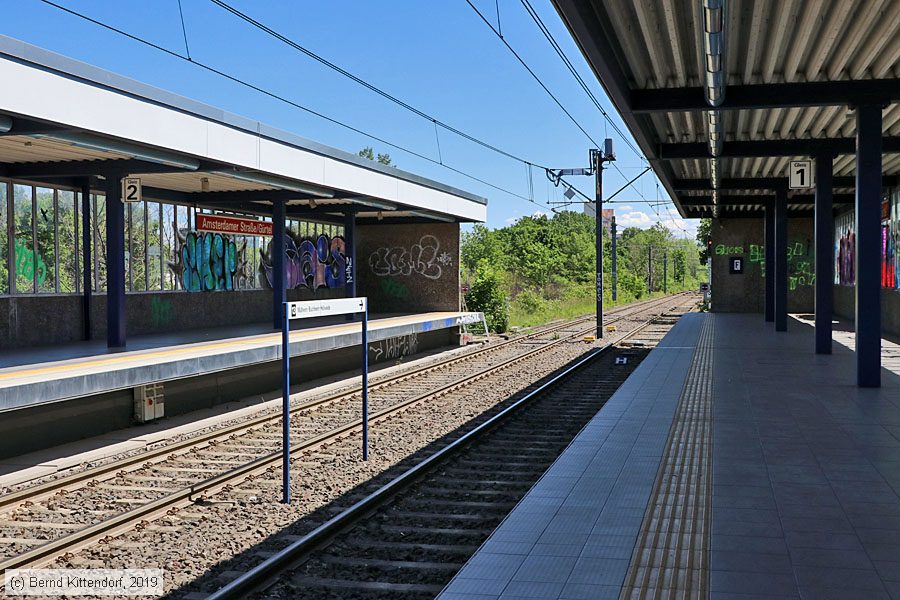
[105,175,126,347]
[775,186,788,331]
[856,104,883,387]
[272,200,286,330]
[344,212,356,298]
[815,155,834,354]
[765,198,775,322]
[81,180,92,341]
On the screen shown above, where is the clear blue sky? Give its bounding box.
[4,0,697,237]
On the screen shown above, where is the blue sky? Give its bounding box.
[4,0,697,237]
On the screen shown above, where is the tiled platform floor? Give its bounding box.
[0,311,480,410]
[439,313,900,600]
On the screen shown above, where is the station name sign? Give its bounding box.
[196,214,274,237]
[286,297,367,320]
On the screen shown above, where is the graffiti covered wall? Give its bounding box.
[357,222,460,313]
[258,232,350,291]
[172,230,250,292]
[710,218,814,313]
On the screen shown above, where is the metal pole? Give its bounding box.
[815,154,834,354]
[81,180,92,341]
[611,216,617,302]
[281,302,291,503]
[765,198,775,322]
[648,246,653,294]
[105,175,126,348]
[361,305,369,460]
[594,152,603,339]
[663,251,668,294]
[855,103,882,387]
[775,186,788,331]
[273,200,286,330]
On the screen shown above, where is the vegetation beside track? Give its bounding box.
[461,211,706,331]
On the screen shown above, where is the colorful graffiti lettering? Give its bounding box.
[368,235,445,279]
[14,239,47,285]
[260,232,348,290]
[172,231,248,292]
[379,277,409,299]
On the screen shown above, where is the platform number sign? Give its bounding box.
[729,257,744,274]
[789,160,814,189]
[123,178,142,203]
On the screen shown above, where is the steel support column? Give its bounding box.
[856,104,883,387]
[105,176,126,347]
[272,200,286,330]
[775,187,788,331]
[765,198,775,322]
[344,212,356,298]
[815,156,834,354]
[611,216,618,302]
[81,180,92,341]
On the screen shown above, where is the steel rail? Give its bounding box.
[1,293,687,514]
[206,303,693,599]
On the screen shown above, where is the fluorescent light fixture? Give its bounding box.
[0,115,11,133]
[33,132,200,170]
[408,210,455,223]
[210,169,333,198]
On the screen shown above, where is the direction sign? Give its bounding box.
[789,160,814,189]
[286,297,367,320]
[122,177,142,203]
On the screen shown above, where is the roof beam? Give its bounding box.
[632,79,900,113]
[680,193,855,206]
[0,116,72,137]
[660,137,900,159]
[1,159,198,178]
[674,176,899,191]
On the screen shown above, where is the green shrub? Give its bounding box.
[465,261,509,333]
[514,289,547,315]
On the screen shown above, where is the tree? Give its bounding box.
[696,218,712,264]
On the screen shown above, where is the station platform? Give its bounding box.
[0,312,482,412]
[439,313,900,600]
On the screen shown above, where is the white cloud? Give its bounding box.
[616,211,653,227]
[504,216,519,225]
[616,205,633,212]
[531,210,548,218]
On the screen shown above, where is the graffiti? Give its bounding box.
[714,244,744,255]
[380,277,409,299]
[172,231,248,292]
[14,239,47,285]
[260,232,348,290]
[739,240,815,289]
[369,332,419,361]
[150,296,174,327]
[368,235,444,279]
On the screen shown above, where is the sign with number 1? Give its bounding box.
[789,161,813,189]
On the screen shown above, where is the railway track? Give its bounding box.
[0,292,696,590]
[207,297,696,599]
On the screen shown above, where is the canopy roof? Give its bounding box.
[0,36,487,224]
[552,0,900,218]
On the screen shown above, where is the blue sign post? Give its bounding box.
[281,297,369,504]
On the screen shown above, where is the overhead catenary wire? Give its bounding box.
[35,0,551,207]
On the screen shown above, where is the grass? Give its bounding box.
[507,287,692,330]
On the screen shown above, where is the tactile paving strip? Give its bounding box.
[619,317,714,600]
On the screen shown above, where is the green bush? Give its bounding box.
[465,261,509,333]
[514,289,547,315]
